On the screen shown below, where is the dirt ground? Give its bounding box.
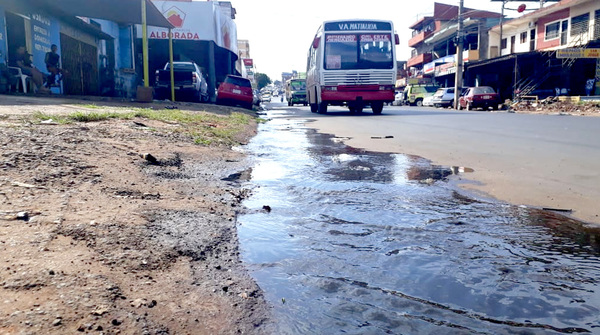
[0,94,270,334]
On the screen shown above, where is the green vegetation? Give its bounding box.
[33,107,255,147]
[255,72,272,90]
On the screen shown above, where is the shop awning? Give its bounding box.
[27,0,173,28]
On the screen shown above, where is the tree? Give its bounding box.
[255,73,272,90]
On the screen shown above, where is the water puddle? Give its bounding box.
[238,111,600,334]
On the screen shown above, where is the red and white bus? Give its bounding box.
[306,20,399,115]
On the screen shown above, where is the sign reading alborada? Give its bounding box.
[324,21,392,31]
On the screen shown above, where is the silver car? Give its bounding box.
[431,88,456,108]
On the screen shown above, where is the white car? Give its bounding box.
[423,95,435,107]
[394,91,404,106]
[261,94,272,103]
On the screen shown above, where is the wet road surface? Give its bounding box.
[238,107,600,334]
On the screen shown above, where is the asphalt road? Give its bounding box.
[268,100,600,224]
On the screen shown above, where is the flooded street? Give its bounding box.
[238,108,600,334]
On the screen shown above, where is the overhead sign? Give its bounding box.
[556,48,600,59]
[324,21,392,32]
[243,58,253,67]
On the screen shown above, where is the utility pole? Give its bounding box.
[499,1,505,55]
[454,0,464,109]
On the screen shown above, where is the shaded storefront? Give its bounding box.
[141,1,239,100]
[466,47,600,101]
[0,0,171,97]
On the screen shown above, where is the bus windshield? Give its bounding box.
[324,33,393,70]
[290,81,306,91]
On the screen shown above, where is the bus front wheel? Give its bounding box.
[371,102,384,115]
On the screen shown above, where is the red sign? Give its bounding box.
[243,58,253,67]
[149,31,200,40]
[164,6,186,28]
[326,34,357,43]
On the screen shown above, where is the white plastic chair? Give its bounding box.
[7,66,32,93]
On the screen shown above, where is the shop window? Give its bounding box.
[570,13,589,36]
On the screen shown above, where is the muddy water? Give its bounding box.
[238,110,600,334]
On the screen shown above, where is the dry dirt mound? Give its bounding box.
[0,100,269,334]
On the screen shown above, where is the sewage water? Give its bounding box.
[238,110,600,334]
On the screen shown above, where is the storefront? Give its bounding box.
[1,0,171,97]
[0,1,112,95]
[141,1,239,100]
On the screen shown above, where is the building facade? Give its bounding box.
[0,0,122,95]
[403,2,501,88]
[144,0,239,101]
[468,0,600,99]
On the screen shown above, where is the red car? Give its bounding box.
[216,75,253,109]
[458,86,501,110]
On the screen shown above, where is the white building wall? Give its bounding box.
[490,21,533,57]
[567,1,600,47]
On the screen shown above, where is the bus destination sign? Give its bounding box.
[324,21,392,32]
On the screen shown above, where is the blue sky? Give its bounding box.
[232,0,536,80]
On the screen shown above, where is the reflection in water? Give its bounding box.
[238,116,600,334]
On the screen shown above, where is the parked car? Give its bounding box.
[393,90,404,106]
[252,90,261,106]
[216,75,253,109]
[458,86,501,110]
[431,87,456,108]
[423,95,435,107]
[403,84,439,106]
[154,61,209,102]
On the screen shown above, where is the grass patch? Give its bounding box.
[32,111,72,124]
[33,108,256,147]
[80,104,102,109]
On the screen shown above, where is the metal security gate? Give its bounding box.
[60,33,98,95]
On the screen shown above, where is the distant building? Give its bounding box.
[404,2,502,88]
[467,0,600,99]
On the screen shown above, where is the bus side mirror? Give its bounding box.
[312,37,320,49]
[395,34,400,45]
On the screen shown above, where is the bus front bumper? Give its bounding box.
[321,85,394,103]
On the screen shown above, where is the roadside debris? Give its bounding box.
[511,97,600,116]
